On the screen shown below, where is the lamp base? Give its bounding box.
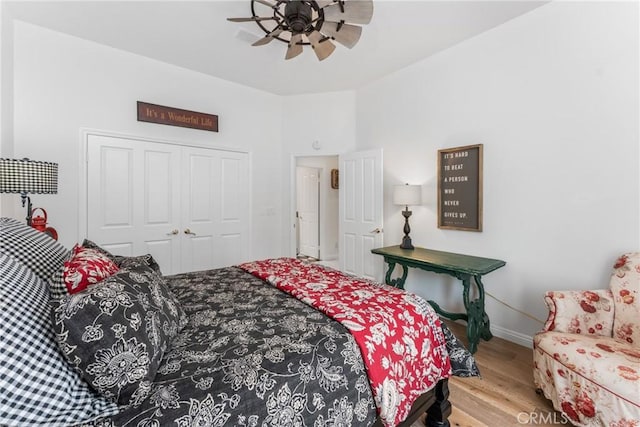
[399,235,414,250]
[21,193,33,226]
[400,207,415,250]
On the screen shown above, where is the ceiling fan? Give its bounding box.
[227,0,374,61]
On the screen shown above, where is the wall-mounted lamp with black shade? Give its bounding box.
[0,158,58,225]
[393,183,422,250]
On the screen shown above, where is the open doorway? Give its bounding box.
[296,166,320,260]
[294,155,339,268]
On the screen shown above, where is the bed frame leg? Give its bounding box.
[425,379,452,427]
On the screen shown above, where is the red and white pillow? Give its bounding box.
[63,245,119,294]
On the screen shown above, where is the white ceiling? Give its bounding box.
[5,0,546,95]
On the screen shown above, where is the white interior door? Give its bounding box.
[87,135,182,274]
[296,166,320,259]
[339,149,384,281]
[181,147,250,272]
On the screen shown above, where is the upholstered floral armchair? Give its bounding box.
[533,252,640,427]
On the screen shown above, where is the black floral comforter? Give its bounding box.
[97,267,377,427]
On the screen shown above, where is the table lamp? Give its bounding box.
[393,184,421,250]
[0,158,58,225]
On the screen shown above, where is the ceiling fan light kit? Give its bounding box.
[228,0,373,61]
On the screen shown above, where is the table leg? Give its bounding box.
[475,275,493,342]
[462,275,493,353]
[384,261,409,289]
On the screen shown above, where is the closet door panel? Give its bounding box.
[88,135,250,275]
[92,144,133,228]
[145,150,174,224]
[103,149,133,227]
[144,240,174,273]
[87,135,182,275]
[180,148,221,273]
[217,153,250,266]
[186,154,216,222]
[219,233,243,267]
[138,145,181,274]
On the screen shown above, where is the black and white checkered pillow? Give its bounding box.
[49,249,74,300]
[0,217,68,280]
[0,253,119,425]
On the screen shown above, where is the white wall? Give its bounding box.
[9,20,284,260]
[296,155,339,260]
[281,91,357,256]
[356,1,639,345]
[0,6,15,216]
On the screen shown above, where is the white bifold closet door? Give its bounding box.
[86,134,249,275]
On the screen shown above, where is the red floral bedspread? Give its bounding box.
[238,258,451,426]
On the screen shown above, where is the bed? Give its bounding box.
[0,217,477,427]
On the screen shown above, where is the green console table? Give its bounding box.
[371,245,506,353]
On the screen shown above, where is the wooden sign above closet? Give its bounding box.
[137,101,218,132]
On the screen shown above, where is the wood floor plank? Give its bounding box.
[409,321,565,427]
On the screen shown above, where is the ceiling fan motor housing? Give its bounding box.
[285,1,313,34]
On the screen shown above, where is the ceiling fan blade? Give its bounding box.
[307,30,336,61]
[227,17,276,23]
[252,28,284,46]
[323,0,373,25]
[285,34,304,60]
[320,21,362,48]
[254,0,277,8]
[316,0,336,8]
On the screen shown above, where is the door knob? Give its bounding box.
[184,229,196,236]
[370,228,383,234]
[166,229,179,236]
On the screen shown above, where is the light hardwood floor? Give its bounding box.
[412,321,568,427]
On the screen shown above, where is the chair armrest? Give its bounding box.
[542,290,614,336]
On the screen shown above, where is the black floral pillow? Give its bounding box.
[81,239,116,260]
[112,255,187,330]
[440,322,481,378]
[78,240,186,328]
[115,254,162,274]
[51,263,186,406]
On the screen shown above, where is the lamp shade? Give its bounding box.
[0,158,58,194]
[393,184,421,206]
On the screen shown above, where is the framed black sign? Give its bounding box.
[437,144,483,231]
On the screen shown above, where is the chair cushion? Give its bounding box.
[0,216,68,280]
[534,331,640,426]
[0,253,118,425]
[609,253,640,347]
[542,289,614,336]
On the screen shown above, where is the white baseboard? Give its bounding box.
[491,323,533,348]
